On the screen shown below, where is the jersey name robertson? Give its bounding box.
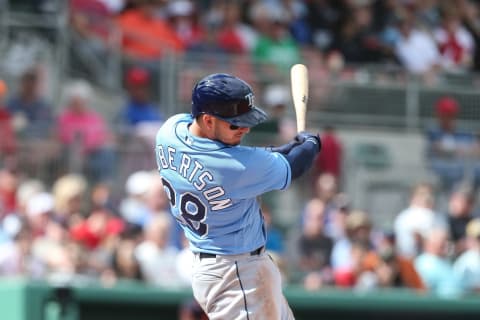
[155,113,292,255]
[156,145,232,211]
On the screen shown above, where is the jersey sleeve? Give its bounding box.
[228,147,291,199]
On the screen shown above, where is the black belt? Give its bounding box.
[199,246,264,259]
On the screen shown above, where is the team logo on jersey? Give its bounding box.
[246,93,254,107]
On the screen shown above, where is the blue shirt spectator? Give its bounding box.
[7,68,53,139]
[425,96,480,190]
[119,67,163,127]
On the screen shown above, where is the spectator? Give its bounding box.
[0,80,16,159]
[313,173,340,238]
[117,66,163,139]
[250,1,301,76]
[115,0,184,61]
[394,182,445,259]
[134,214,180,287]
[165,0,206,52]
[24,192,54,239]
[0,179,45,243]
[214,1,258,54]
[52,173,88,228]
[68,0,117,84]
[326,193,351,241]
[32,218,76,277]
[393,13,442,82]
[331,210,375,287]
[69,0,115,44]
[0,166,20,219]
[6,67,54,139]
[458,0,480,72]
[5,68,56,180]
[354,230,426,292]
[175,234,194,286]
[433,5,475,72]
[262,203,285,255]
[425,96,480,191]
[296,198,334,290]
[305,0,341,51]
[119,170,153,227]
[145,173,182,249]
[108,231,144,282]
[70,208,124,250]
[443,183,476,257]
[313,126,343,180]
[251,83,296,144]
[57,80,116,183]
[414,227,462,297]
[0,224,41,277]
[328,3,388,64]
[453,218,480,294]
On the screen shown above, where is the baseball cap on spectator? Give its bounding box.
[16,179,45,210]
[435,97,459,117]
[263,84,289,109]
[26,192,54,217]
[466,218,480,239]
[126,67,150,86]
[125,170,153,196]
[64,80,93,103]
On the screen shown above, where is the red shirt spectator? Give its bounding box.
[315,126,343,178]
[0,80,16,155]
[70,209,124,249]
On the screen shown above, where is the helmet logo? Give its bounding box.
[245,93,254,107]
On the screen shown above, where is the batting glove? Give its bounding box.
[265,139,302,154]
[295,132,321,150]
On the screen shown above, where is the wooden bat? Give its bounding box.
[290,64,309,133]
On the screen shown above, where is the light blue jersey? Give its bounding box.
[155,114,291,255]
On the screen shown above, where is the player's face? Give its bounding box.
[213,117,250,145]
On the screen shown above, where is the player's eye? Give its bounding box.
[229,124,240,130]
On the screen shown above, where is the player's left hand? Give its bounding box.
[265,139,301,154]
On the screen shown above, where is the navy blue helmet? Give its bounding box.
[191,73,268,128]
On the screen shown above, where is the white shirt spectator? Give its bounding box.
[395,29,441,74]
[394,206,445,258]
[135,241,180,287]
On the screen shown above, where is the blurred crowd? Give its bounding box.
[68,0,480,79]
[0,0,480,309]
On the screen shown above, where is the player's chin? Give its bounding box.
[226,136,243,146]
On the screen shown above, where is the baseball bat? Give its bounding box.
[290,64,309,133]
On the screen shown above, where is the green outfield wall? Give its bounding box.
[1,278,480,320]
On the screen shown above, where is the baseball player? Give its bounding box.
[155,73,321,319]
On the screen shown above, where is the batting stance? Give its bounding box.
[155,73,321,319]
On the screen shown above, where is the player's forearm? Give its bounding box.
[282,138,321,180]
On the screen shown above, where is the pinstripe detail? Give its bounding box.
[235,261,250,320]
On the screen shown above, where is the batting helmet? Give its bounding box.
[191,73,268,127]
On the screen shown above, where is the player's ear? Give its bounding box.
[203,114,215,129]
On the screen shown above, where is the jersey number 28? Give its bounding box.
[161,177,208,237]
